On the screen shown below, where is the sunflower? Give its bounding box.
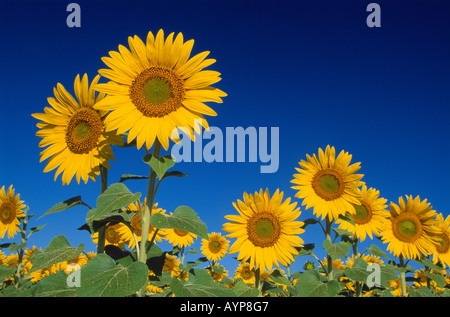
[0,185,26,239]
[234,262,255,284]
[200,232,230,262]
[94,29,227,151]
[32,74,123,185]
[164,218,197,248]
[431,213,450,268]
[381,195,440,260]
[291,145,364,221]
[336,185,389,242]
[223,188,304,271]
[163,253,181,277]
[91,222,128,250]
[117,200,166,249]
[206,263,229,282]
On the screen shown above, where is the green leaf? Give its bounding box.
[366,244,390,259]
[8,243,27,253]
[338,213,355,226]
[143,154,175,179]
[323,240,351,260]
[28,224,47,238]
[294,243,316,257]
[38,195,88,219]
[20,271,77,297]
[415,257,444,272]
[233,279,260,297]
[95,183,141,219]
[29,235,84,273]
[343,258,370,282]
[0,265,16,281]
[268,269,291,286]
[118,174,148,183]
[295,269,340,297]
[425,270,446,288]
[332,228,353,238]
[170,268,236,297]
[77,254,148,297]
[409,286,434,297]
[301,218,319,229]
[151,205,208,239]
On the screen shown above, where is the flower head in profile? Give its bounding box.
[381,195,440,260]
[32,74,122,185]
[223,188,304,271]
[291,145,364,221]
[0,185,26,239]
[94,29,227,151]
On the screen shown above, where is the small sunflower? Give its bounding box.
[381,195,440,260]
[431,213,450,268]
[336,185,389,242]
[117,200,167,249]
[291,145,365,221]
[234,262,255,284]
[91,222,128,250]
[200,232,229,262]
[0,185,26,239]
[223,188,304,271]
[94,29,227,151]
[164,218,197,248]
[206,263,229,282]
[32,74,123,185]
[163,253,181,277]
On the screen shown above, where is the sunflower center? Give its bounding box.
[247,212,281,248]
[65,108,103,154]
[105,226,120,244]
[351,202,372,225]
[173,229,188,237]
[435,233,450,254]
[209,241,222,253]
[392,213,423,243]
[312,169,345,201]
[130,66,185,118]
[0,202,16,224]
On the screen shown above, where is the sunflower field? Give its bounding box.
[1,29,450,299]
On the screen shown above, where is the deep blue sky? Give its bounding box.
[1,0,450,273]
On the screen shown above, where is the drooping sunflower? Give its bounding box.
[163,253,181,277]
[381,195,440,260]
[336,185,389,242]
[117,200,166,249]
[206,263,229,282]
[223,188,304,271]
[0,185,26,239]
[431,213,450,268]
[94,29,227,151]
[291,145,365,221]
[32,74,123,185]
[201,232,230,262]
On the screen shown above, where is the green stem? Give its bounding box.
[14,214,28,288]
[97,166,108,254]
[399,255,407,297]
[255,267,262,296]
[138,140,162,265]
[325,217,333,281]
[352,237,362,297]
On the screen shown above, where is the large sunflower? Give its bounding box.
[0,185,26,239]
[291,145,364,221]
[336,185,389,242]
[431,213,450,268]
[381,195,440,260]
[223,188,304,271]
[94,29,227,151]
[32,74,123,185]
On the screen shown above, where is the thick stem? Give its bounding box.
[14,216,28,288]
[325,217,334,281]
[255,267,261,296]
[138,140,161,264]
[97,166,108,254]
[352,237,362,297]
[399,255,407,297]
